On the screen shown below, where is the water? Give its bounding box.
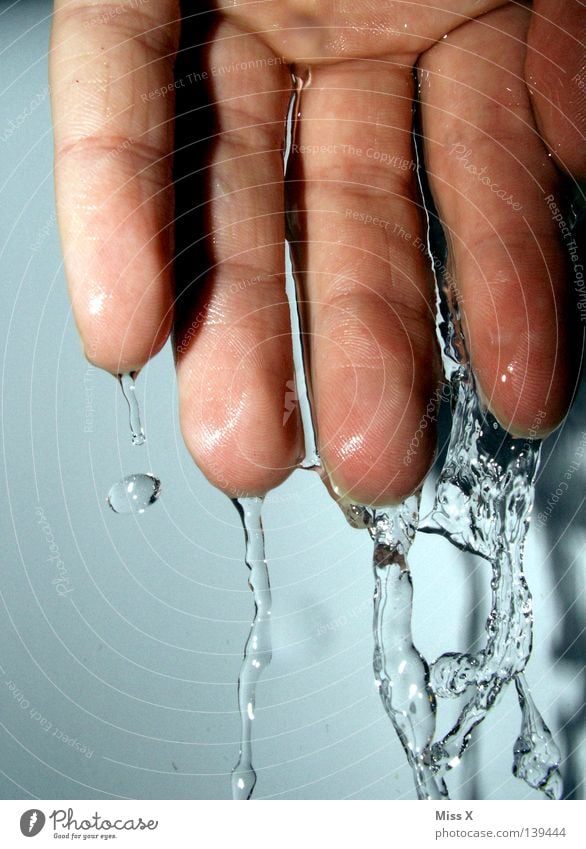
[107,372,161,514]
[284,67,320,469]
[348,498,445,800]
[107,473,161,514]
[119,371,145,446]
[102,76,562,802]
[336,278,563,798]
[231,496,272,800]
[417,294,562,797]
[513,674,563,799]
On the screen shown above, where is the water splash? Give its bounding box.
[118,371,145,446]
[231,496,272,800]
[416,291,562,797]
[338,279,563,798]
[418,370,540,773]
[513,673,563,799]
[344,498,444,800]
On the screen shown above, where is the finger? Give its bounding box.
[526,0,586,178]
[176,25,302,496]
[419,3,577,437]
[50,0,180,373]
[291,60,441,505]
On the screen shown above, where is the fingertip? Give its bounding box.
[178,369,303,498]
[471,325,576,439]
[316,353,441,507]
[322,427,436,507]
[72,268,173,375]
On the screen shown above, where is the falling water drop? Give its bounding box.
[107,473,161,515]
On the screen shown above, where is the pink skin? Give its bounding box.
[51,0,583,504]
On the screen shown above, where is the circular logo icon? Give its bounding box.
[20,810,45,837]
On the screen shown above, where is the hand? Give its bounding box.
[50,0,584,504]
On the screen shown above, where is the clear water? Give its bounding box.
[284,67,320,469]
[103,77,563,801]
[118,371,146,446]
[513,673,563,800]
[226,66,562,801]
[338,375,563,799]
[348,498,445,800]
[337,287,563,799]
[231,496,272,800]
[418,292,562,797]
[107,473,161,514]
[107,372,161,515]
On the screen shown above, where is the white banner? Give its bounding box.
[0,799,584,848]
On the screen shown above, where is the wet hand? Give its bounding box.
[51,0,584,504]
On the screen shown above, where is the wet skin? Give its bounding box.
[50,0,585,504]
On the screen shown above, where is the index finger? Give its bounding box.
[50,0,181,373]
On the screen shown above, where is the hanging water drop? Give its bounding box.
[107,473,161,514]
[108,372,162,514]
[118,371,145,446]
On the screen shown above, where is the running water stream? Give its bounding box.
[346,499,444,800]
[227,65,563,800]
[338,289,563,799]
[231,497,272,800]
[228,67,316,800]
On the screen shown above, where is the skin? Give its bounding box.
[50,0,585,505]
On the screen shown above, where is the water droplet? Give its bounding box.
[107,473,161,514]
[108,372,162,516]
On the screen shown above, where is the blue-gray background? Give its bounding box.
[0,0,584,800]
